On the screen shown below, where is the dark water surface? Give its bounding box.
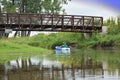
[0,49,120,80]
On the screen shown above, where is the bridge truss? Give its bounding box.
[0,13,103,33]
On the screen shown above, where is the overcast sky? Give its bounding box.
[63,0,120,20]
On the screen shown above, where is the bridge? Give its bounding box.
[0,13,103,33]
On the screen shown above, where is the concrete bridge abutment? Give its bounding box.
[83,33,92,39]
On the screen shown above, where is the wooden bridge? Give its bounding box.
[0,13,103,33]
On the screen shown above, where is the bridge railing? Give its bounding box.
[0,13,103,32]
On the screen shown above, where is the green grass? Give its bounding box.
[0,37,51,53]
[0,28,120,64]
[0,37,52,63]
[0,32,120,54]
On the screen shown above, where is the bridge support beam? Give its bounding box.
[14,31,18,37]
[0,31,4,38]
[21,31,31,37]
[83,33,92,39]
[27,31,31,36]
[0,31,9,38]
[21,31,26,37]
[4,33,9,38]
[14,31,31,37]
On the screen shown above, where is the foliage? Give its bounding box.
[1,0,71,14]
[104,16,120,34]
[0,38,51,53]
[1,0,18,13]
[26,32,83,49]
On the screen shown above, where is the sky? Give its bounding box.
[63,0,120,20]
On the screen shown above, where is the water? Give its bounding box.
[0,49,120,80]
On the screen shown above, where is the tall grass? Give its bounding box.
[0,37,51,53]
[1,31,119,52]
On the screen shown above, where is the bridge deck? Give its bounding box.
[0,13,103,32]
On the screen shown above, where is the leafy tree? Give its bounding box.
[104,17,120,34]
[117,15,120,27]
[1,0,18,13]
[1,0,71,14]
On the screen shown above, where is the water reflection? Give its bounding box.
[1,60,103,80]
[0,49,120,80]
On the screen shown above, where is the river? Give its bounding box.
[0,49,120,80]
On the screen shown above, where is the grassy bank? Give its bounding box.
[10,32,120,49]
[0,37,51,53]
[0,31,120,53]
[0,37,52,63]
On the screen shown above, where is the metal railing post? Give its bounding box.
[51,15,53,30]
[92,17,94,32]
[71,16,74,31]
[82,16,84,31]
[61,15,64,31]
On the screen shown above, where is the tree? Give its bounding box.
[104,17,120,34]
[117,15,120,27]
[1,0,18,13]
[1,0,71,14]
[24,0,71,14]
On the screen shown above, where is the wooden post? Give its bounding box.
[62,64,65,80]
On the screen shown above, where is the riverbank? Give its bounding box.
[0,37,52,63]
[0,32,120,53]
[0,32,120,63]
